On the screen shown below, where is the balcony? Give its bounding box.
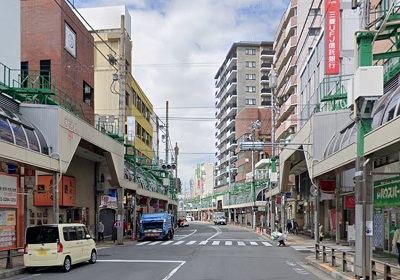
[260,75,270,85]
[278,93,297,123]
[227,103,237,117]
[226,78,237,94]
[226,66,237,82]
[227,91,237,105]
[260,50,274,59]
[261,62,272,72]
[261,100,272,106]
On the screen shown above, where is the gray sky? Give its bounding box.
[73,0,289,190]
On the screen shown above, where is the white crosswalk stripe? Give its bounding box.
[291,246,314,252]
[136,240,273,247]
[262,242,272,247]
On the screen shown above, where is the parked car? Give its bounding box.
[23,223,97,273]
[186,215,194,221]
[213,212,227,225]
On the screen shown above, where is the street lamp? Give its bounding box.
[268,67,278,233]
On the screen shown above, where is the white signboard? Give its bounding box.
[0,175,17,206]
[65,23,76,58]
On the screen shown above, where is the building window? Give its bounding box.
[21,61,29,88]
[309,27,321,36]
[246,86,256,92]
[246,74,256,80]
[40,60,51,89]
[245,49,256,55]
[83,82,92,106]
[246,61,256,68]
[245,99,256,105]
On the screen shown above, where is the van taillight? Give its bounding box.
[57,242,64,253]
[23,244,28,254]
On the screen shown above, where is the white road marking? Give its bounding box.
[175,230,197,240]
[186,241,196,245]
[262,242,272,247]
[136,241,151,246]
[212,241,220,245]
[206,226,222,241]
[250,242,258,246]
[225,241,232,246]
[148,241,162,246]
[173,241,185,245]
[199,241,208,245]
[238,241,245,246]
[161,241,174,245]
[96,260,186,280]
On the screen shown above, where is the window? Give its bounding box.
[76,226,86,240]
[40,60,51,89]
[0,117,14,143]
[246,99,256,105]
[245,49,256,55]
[246,61,256,68]
[21,62,29,88]
[246,86,256,93]
[246,74,256,80]
[83,82,92,106]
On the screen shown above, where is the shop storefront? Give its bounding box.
[373,176,400,253]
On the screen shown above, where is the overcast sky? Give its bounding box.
[73,0,289,191]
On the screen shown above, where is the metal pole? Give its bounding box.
[53,172,59,224]
[252,149,256,229]
[228,155,231,224]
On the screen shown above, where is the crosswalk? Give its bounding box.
[136,240,273,247]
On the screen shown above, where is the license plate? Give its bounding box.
[38,250,47,256]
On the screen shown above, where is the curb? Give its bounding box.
[0,267,26,279]
[305,256,357,280]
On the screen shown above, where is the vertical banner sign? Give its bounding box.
[127,116,135,142]
[325,0,340,75]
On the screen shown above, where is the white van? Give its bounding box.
[23,223,97,272]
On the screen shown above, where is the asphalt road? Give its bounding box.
[6,222,333,280]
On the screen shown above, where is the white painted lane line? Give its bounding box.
[238,242,245,246]
[96,259,187,280]
[206,226,222,241]
[186,241,196,245]
[212,241,220,246]
[262,242,272,247]
[136,241,151,246]
[148,241,162,246]
[250,242,258,246]
[225,241,232,246]
[161,241,174,245]
[173,241,185,245]
[199,241,208,245]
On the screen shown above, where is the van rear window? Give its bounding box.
[26,226,59,244]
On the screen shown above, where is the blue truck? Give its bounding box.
[139,213,175,240]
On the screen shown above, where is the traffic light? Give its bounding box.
[161,163,176,170]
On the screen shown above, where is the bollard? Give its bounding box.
[6,249,13,269]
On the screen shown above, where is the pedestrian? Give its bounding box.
[319,223,324,242]
[292,220,299,235]
[277,231,287,246]
[286,219,292,234]
[98,221,104,242]
[392,227,400,268]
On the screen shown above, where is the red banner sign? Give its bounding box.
[325,0,340,75]
[345,195,355,209]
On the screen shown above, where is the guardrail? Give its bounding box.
[0,248,24,269]
[371,259,400,280]
[314,243,355,274]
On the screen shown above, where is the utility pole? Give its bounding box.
[268,68,278,233]
[251,120,261,230]
[165,101,169,213]
[116,14,126,245]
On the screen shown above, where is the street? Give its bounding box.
[5,222,333,280]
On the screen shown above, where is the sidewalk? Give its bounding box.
[0,237,138,279]
[257,227,399,280]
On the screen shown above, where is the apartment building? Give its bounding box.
[214,41,274,194]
